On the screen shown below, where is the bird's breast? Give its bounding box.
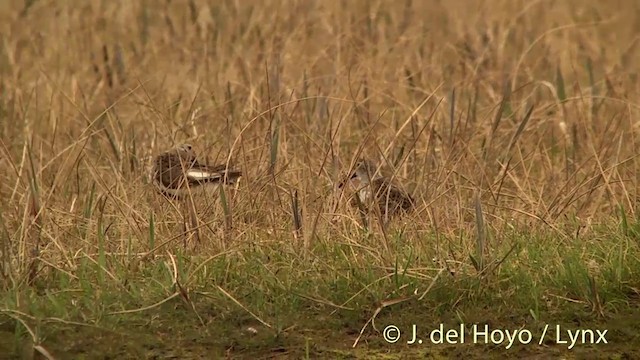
[358,187,372,203]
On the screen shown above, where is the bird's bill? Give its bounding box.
[337,172,358,189]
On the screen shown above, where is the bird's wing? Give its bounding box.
[186,163,242,184]
[375,179,414,207]
[185,168,222,181]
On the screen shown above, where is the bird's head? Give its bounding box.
[338,158,380,188]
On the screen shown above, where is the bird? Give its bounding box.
[338,158,414,220]
[151,143,242,199]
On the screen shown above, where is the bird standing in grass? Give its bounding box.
[151,143,242,199]
[338,159,414,221]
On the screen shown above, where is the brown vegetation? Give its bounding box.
[1,0,639,358]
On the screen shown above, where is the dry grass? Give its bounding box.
[1,0,640,358]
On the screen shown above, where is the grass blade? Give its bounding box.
[269,116,281,174]
[556,66,566,102]
[474,191,486,273]
[149,211,155,249]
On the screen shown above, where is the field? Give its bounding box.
[1,0,640,358]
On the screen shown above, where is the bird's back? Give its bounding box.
[371,178,415,215]
[154,150,196,189]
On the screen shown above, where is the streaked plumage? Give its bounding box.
[152,144,242,198]
[338,159,414,218]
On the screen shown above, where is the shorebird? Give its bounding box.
[338,159,414,220]
[151,144,242,199]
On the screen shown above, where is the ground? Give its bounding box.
[1,0,640,358]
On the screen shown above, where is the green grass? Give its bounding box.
[2,0,640,358]
[2,224,640,358]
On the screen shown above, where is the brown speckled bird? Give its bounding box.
[338,159,414,219]
[152,144,242,199]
